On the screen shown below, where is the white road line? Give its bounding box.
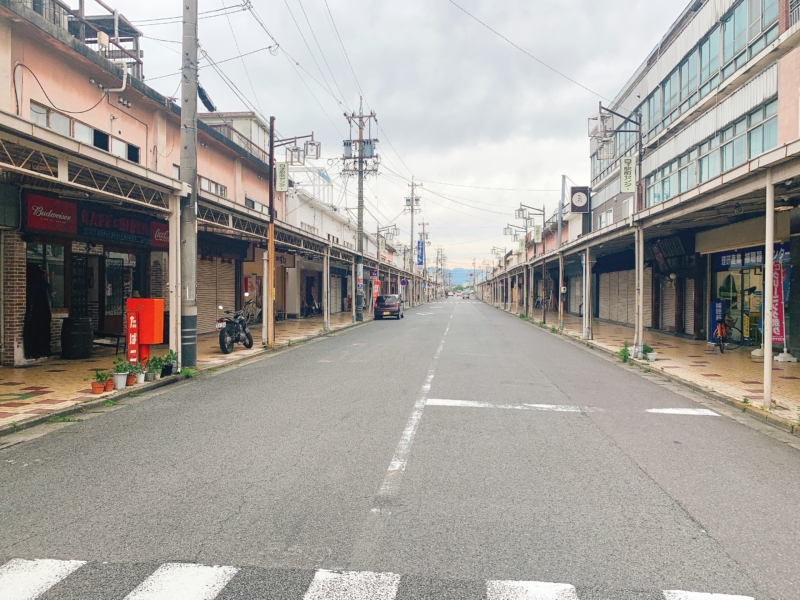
[427,399,583,412]
[302,569,400,600]
[662,591,753,600]
[123,563,238,600]
[486,579,579,600]
[0,559,86,600]
[377,312,454,497]
[646,408,719,416]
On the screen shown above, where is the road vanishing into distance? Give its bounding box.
[2,297,800,600]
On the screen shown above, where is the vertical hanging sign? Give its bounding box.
[275,162,289,192]
[416,240,424,266]
[772,263,785,345]
[620,156,636,194]
[127,311,140,364]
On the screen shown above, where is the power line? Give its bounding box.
[446,0,612,102]
[283,0,339,105]
[220,0,264,114]
[423,180,560,192]
[145,46,277,82]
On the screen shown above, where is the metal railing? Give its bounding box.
[791,0,800,27]
[207,123,270,164]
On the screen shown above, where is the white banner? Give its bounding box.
[276,162,289,192]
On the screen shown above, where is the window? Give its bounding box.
[30,102,48,127]
[111,137,127,159]
[699,136,720,183]
[74,122,93,145]
[621,198,631,219]
[301,222,319,236]
[699,29,720,85]
[723,2,747,64]
[648,91,661,133]
[678,149,697,193]
[50,111,70,137]
[26,242,65,309]
[199,176,228,198]
[172,164,180,180]
[721,118,747,171]
[605,209,613,226]
[663,70,678,119]
[748,99,778,158]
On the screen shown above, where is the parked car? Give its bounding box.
[462,292,470,299]
[375,294,404,319]
[446,291,454,297]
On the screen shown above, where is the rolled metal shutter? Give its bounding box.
[196,258,218,335]
[599,273,610,320]
[661,278,676,331]
[684,278,695,335]
[626,269,636,326]
[569,274,581,314]
[643,267,653,328]
[330,275,342,314]
[217,260,236,328]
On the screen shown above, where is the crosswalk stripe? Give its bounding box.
[123,563,238,600]
[302,569,401,600]
[0,558,86,600]
[486,579,579,600]
[662,592,754,600]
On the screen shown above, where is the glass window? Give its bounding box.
[30,102,48,127]
[663,70,678,115]
[74,121,93,145]
[763,0,778,28]
[110,137,127,159]
[49,111,71,137]
[700,28,720,84]
[679,162,696,192]
[173,164,180,179]
[700,148,720,182]
[724,2,747,63]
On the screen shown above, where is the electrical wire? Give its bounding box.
[422,180,560,192]
[446,0,612,103]
[220,0,264,114]
[132,5,247,26]
[14,63,107,115]
[145,46,277,82]
[283,0,339,105]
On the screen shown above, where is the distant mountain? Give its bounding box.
[447,268,474,286]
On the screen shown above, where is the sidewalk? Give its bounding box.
[555,313,800,421]
[0,312,358,431]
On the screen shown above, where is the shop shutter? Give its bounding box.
[643,267,653,327]
[196,258,219,335]
[626,269,636,326]
[609,271,620,323]
[599,273,610,320]
[684,278,695,335]
[661,278,676,331]
[217,260,236,328]
[569,274,582,314]
[331,276,342,314]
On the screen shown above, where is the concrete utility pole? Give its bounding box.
[179,0,198,368]
[265,116,276,348]
[407,177,421,306]
[420,221,429,301]
[343,98,378,322]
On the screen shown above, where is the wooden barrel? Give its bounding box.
[60,317,93,359]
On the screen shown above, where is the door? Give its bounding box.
[104,258,124,333]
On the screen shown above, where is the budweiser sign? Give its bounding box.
[26,194,77,234]
[150,220,169,249]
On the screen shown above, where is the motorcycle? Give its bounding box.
[217,295,255,354]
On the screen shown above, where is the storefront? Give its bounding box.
[196,232,248,335]
[22,192,169,358]
[710,243,791,347]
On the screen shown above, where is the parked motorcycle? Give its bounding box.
[217,295,255,354]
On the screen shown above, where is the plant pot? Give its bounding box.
[162,365,173,377]
[126,374,136,386]
[113,372,128,390]
[646,352,658,361]
[135,373,146,384]
[145,372,155,382]
[104,379,115,392]
[91,381,105,394]
[154,373,161,380]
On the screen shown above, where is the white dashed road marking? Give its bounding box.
[124,563,238,600]
[646,408,719,416]
[426,399,584,412]
[662,592,753,600]
[0,558,86,600]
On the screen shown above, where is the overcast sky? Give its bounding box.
[111,0,687,269]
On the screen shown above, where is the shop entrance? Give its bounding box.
[715,268,762,344]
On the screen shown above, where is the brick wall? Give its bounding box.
[3,230,26,366]
[779,0,789,34]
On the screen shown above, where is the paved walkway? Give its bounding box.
[556,313,800,419]
[0,312,358,431]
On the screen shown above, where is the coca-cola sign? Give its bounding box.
[150,220,169,249]
[26,194,77,234]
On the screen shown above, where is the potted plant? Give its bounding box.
[643,344,657,361]
[148,356,164,381]
[131,362,145,384]
[113,358,130,390]
[91,370,107,395]
[104,373,114,392]
[163,350,178,376]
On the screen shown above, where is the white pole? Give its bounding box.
[763,169,774,409]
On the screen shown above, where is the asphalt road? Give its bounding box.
[2,297,800,600]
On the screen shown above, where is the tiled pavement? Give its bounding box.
[0,312,359,431]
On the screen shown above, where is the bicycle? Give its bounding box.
[712,316,743,353]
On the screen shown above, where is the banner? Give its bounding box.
[772,263,785,346]
[372,281,380,308]
[416,240,424,266]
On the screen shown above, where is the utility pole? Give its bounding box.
[179,0,198,368]
[407,177,421,306]
[343,98,378,322]
[420,221,429,301]
[266,117,276,348]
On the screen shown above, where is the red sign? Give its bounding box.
[127,310,140,364]
[772,263,785,345]
[372,281,381,308]
[150,220,169,249]
[26,194,77,234]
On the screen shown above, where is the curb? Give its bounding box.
[484,301,799,438]
[0,319,369,440]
